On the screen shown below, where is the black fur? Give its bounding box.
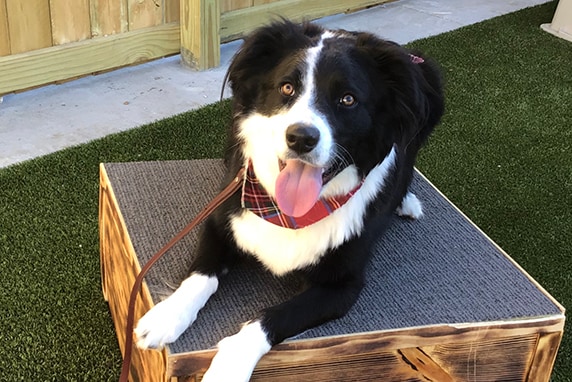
[190,20,443,346]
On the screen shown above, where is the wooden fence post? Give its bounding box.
[180,0,220,70]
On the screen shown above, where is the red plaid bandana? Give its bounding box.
[241,161,363,229]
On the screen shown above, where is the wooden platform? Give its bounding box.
[99,159,565,381]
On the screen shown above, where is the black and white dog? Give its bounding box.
[135,20,444,381]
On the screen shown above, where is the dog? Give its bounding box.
[134,20,444,381]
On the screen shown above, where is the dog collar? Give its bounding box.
[241,161,363,229]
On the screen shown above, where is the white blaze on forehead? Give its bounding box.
[302,31,336,87]
[295,31,337,108]
[282,30,337,162]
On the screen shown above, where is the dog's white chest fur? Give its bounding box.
[230,147,396,276]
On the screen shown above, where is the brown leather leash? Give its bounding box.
[118,166,246,382]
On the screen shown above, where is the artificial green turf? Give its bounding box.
[0,102,231,381]
[1,2,570,380]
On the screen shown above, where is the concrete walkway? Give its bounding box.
[0,0,550,168]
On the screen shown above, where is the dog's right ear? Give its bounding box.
[353,33,445,151]
[226,20,322,110]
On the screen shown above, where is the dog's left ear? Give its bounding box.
[355,33,445,148]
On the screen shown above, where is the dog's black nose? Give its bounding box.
[286,124,320,154]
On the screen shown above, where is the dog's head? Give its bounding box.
[227,21,443,217]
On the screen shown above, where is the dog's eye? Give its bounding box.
[339,94,357,107]
[280,83,296,97]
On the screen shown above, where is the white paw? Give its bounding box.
[396,192,423,219]
[134,273,218,349]
[202,321,272,382]
[135,297,195,349]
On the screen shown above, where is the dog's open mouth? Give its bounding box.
[275,159,324,218]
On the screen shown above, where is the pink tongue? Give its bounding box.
[275,160,323,217]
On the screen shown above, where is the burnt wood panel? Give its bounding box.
[99,160,565,382]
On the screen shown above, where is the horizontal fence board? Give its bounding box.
[0,0,9,56]
[1,0,391,91]
[221,0,252,13]
[50,0,91,45]
[0,23,180,95]
[220,0,390,42]
[253,0,277,6]
[6,0,52,54]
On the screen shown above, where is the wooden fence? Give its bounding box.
[0,0,390,95]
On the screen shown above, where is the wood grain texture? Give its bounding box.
[180,0,220,70]
[99,165,168,382]
[253,0,276,6]
[90,0,128,37]
[220,0,392,42]
[164,0,180,23]
[221,0,252,13]
[167,334,560,381]
[0,0,9,56]
[425,333,538,381]
[399,348,455,382]
[528,331,564,382]
[128,0,163,30]
[166,320,565,381]
[0,23,179,95]
[6,0,52,54]
[50,0,91,45]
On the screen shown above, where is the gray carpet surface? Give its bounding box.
[103,159,561,353]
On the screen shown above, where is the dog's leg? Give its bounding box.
[396,191,423,219]
[135,273,218,349]
[202,321,271,382]
[135,217,233,349]
[202,281,362,382]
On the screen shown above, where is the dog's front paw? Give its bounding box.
[202,322,272,382]
[134,300,196,350]
[396,192,423,219]
[134,297,196,349]
[135,273,219,349]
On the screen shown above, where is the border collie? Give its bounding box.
[135,20,444,381]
